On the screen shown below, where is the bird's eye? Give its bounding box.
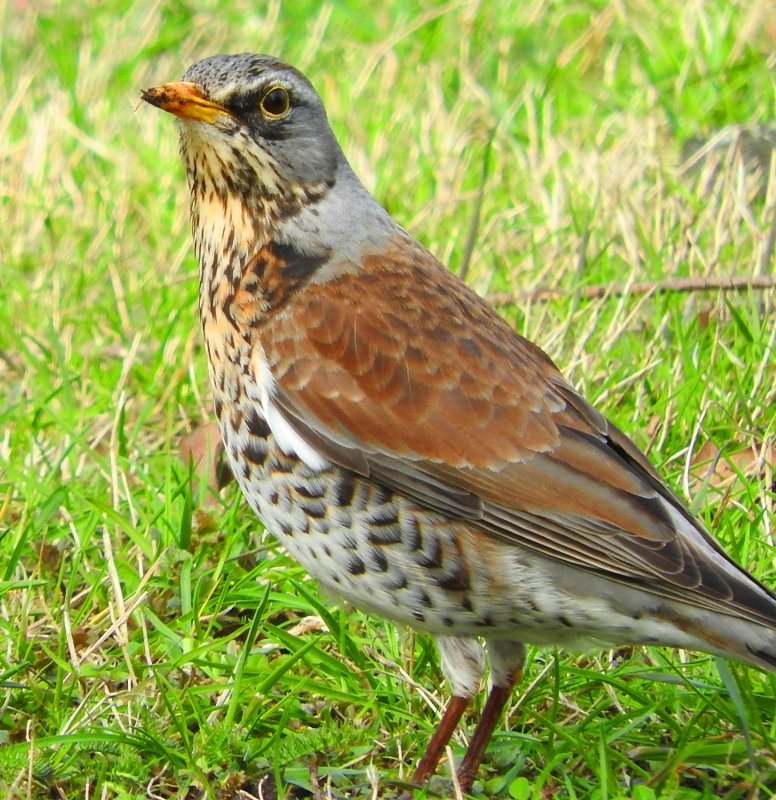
[259,86,290,118]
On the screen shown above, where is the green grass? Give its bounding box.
[1,0,775,798]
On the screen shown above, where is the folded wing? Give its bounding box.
[260,236,776,626]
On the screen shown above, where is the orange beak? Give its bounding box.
[141,81,231,124]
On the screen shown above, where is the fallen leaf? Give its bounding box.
[690,438,773,495]
[179,422,234,506]
[287,615,329,637]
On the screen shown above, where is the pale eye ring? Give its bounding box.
[259,86,290,118]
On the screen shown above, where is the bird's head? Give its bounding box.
[142,54,341,223]
[143,54,398,322]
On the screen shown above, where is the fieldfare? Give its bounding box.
[142,54,776,793]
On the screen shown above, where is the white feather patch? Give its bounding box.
[436,635,485,698]
[252,346,329,472]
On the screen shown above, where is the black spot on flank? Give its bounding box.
[300,499,327,519]
[417,538,442,569]
[367,525,403,546]
[370,483,392,504]
[269,491,279,505]
[347,556,366,576]
[323,545,331,558]
[412,610,425,623]
[214,398,223,419]
[442,616,454,627]
[366,506,399,526]
[418,591,433,608]
[478,615,493,627]
[435,565,471,592]
[387,574,408,591]
[559,616,574,628]
[335,474,356,507]
[370,548,389,572]
[461,595,473,612]
[242,439,268,466]
[296,483,325,499]
[269,449,294,472]
[279,521,293,537]
[405,518,423,551]
[245,407,272,439]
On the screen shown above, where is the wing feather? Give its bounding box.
[259,237,775,625]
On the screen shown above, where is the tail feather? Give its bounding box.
[660,597,776,673]
[745,643,776,672]
[713,618,776,672]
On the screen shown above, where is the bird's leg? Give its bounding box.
[456,641,526,793]
[411,636,485,786]
[411,693,470,785]
[456,683,515,792]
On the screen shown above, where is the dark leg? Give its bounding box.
[411,694,470,785]
[456,682,517,792]
[457,640,526,794]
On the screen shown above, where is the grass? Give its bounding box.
[1,0,774,797]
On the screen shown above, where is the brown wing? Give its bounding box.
[260,235,775,624]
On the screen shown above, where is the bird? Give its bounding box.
[142,54,776,793]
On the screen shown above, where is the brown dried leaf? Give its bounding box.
[690,438,773,494]
[287,615,329,637]
[644,415,662,441]
[179,422,234,505]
